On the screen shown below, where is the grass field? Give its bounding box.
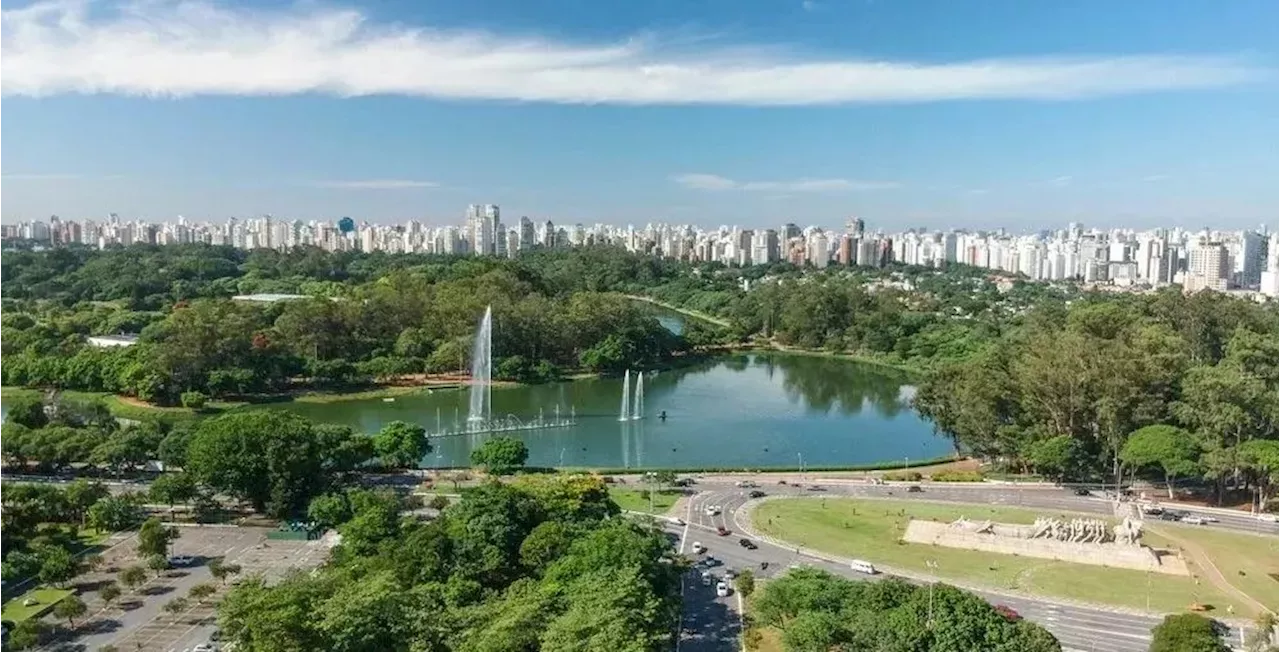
[0,587,75,622]
[609,488,679,514]
[752,497,1277,616]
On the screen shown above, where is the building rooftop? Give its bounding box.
[86,334,140,347]
[231,293,310,303]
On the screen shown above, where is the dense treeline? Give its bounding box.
[912,290,1278,506]
[2,245,699,404]
[217,475,683,652]
[749,566,1060,651]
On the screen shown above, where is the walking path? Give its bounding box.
[1151,525,1274,617]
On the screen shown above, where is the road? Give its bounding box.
[661,479,1265,652]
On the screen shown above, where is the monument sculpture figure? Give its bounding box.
[918,514,1182,575]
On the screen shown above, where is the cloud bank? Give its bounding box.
[674,173,897,192]
[0,0,1264,104]
[312,179,438,189]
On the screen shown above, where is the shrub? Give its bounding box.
[883,471,922,482]
[929,470,984,483]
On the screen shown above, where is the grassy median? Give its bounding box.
[752,497,1277,616]
[609,488,679,515]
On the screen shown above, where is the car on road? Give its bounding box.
[1159,510,1186,521]
[191,644,217,652]
[1141,504,1164,515]
[170,555,195,567]
[907,485,924,493]
[671,517,686,526]
[715,581,730,597]
[674,478,695,487]
[994,605,1021,622]
[691,541,705,554]
[735,481,758,488]
[1073,488,1091,496]
[748,490,766,499]
[806,485,827,492]
[704,505,722,516]
[739,538,758,549]
[849,560,878,575]
[716,526,731,536]
[1180,515,1216,525]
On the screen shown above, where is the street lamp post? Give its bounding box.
[798,453,805,481]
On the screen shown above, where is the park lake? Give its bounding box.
[255,353,952,470]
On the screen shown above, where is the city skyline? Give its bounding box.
[2,0,1277,227]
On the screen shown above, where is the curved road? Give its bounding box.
[662,479,1272,652]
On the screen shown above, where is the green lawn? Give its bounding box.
[609,488,679,515]
[752,497,1275,616]
[1,587,74,622]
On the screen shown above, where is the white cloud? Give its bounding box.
[673,173,898,192]
[1048,175,1074,187]
[801,1,819,11]
[312,179,438,189]
[2,173,85,180]
[0,1,1264,104]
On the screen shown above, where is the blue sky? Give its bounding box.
[1,0,1276,230]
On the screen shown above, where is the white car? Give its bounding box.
[691,542,705,554]
[704,505,721,516]
[671,517,686,526]
[716,582,730,597]
[1180,515,1209,525]
[701,571,713,586]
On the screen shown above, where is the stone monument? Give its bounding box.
[904,515,1187,575]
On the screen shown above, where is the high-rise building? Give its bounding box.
[1185,241,1230,292]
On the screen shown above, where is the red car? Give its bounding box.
[716,526,731,536]
[994,605,1021,622]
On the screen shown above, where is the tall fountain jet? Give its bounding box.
[618,370,631,422]
[467,306,493,424]
[631,372,644,420]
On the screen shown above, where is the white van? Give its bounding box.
[716,581,730,597]
[849,560,878,575]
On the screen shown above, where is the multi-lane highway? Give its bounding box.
[658,478,1272,652]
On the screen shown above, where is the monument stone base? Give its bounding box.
[903,520,1189,576]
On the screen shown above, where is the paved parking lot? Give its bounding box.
[43,526,330,652]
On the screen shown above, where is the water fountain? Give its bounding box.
[467,306,493,424]
[631,372,644,420]
[427,305,576,437]
[618,369,632,422]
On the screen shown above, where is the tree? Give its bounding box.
[470,437,529,475]
[148,473,199,520]
[1149,613,1227,652]
[99,581,122,607]
[136,518,178,558]
[188,582,217,604]
[736,569,756,597]
[652,470,678,491]
[1121,425,1202,499]
[162,596,191,619]
[7,396,48,429]
[119,565,147,591]
[179,390,208,410]
[54,594,88,628]
[338,490,402,556]
[186,411,330,517]
[307,492,353,529]
[372,421,430,470]
[38,545,78,587]
[8,619,44,650]
[146,553,171,577]
[1028,435,1086,482]
[64,478,110,526]
[1244,612,1278,652]
[88,495,145,532]
[209,559,241,585]
[427,495,451,511]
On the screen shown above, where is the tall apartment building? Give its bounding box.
[1185,242,1230,292]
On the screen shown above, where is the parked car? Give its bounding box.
[170,555,195,567]
[717,526,731,536]
[701,572,713,586]
[716,582,730,598]
[739,538,758,550]
[691,542,705,554]
[748,490,766,499]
